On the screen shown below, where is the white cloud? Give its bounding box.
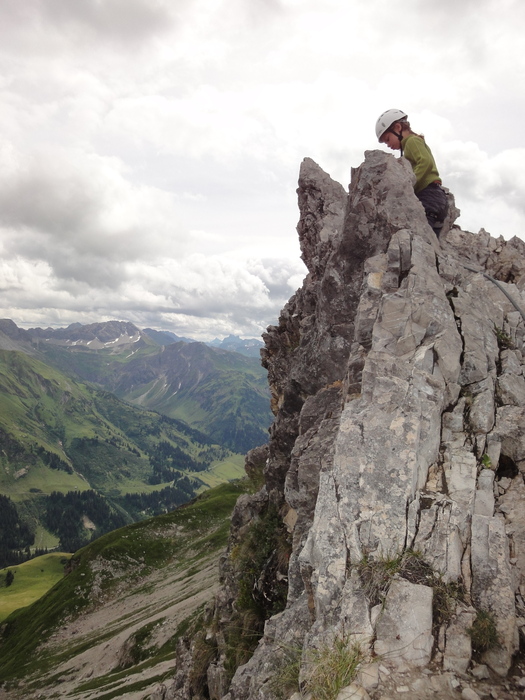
[0,0,178,54]
[0,142,185,256]
[0,0,524,338]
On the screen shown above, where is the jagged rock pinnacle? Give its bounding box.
[162,152,525,700]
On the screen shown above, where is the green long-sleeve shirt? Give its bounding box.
[401,134,441,193]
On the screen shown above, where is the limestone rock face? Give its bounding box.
[164,152,525,699]
[373,579,434,670]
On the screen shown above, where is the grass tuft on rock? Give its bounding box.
[302,635,363,700]
[468,609,499,653]
[357,549,465,634]
[268,644,303,699]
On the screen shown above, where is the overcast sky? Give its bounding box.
[0,0,524,340]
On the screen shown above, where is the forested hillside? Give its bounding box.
[0,319,272,455]
[0,348,244,567]
[39,337,272,454]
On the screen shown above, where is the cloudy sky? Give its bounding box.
[0,0,524,340]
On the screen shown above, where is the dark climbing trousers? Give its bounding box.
[417,182,448,237]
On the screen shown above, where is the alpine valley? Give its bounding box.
[0,319,271,566]
[6,151,525,700]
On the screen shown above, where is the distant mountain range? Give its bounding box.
[142,327,195,346]
[0,319,272,565]
[207,334,264,358]
[144,329,264,357]
[7,320,271,453]
[8,319,264,358]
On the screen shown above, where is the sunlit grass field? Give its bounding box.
[0,552,71,623]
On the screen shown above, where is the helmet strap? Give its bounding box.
[394,123,405,155]
[386,124,404,156]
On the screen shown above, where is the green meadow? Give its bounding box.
[0,552,71,623]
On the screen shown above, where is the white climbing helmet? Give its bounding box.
[375,109,408,141]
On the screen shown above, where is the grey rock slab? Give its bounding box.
[470,664,490,680]
[471,513,518,675]
[461,688,481,700]
[493,405,525,468]
[474,468,495,517]
[478,468,495,492]
[449,278,502,386]
[374,579,433,671]
[443,448,477,521]
[336,685,371,700]
[412,497,464,580]
[498,475,525,595]
[500,348,523,375]
[474,489,495,517]
[496,372,525,406]
[339,569,374,645]
[443,606,476,674]
[356,662,380,690]
[469,376,496,435]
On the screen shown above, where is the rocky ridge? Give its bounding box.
[158,151,525,700]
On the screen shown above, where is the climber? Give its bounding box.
[375,109,448,237]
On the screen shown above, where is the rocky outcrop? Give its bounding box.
[161,151,525,699]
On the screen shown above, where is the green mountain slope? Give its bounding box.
[0,349,244,563]
[37,338,272,454]
[111,342,272,453]
[0,552,71,623]
[0,319,272,455]
[0,482,246,699]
